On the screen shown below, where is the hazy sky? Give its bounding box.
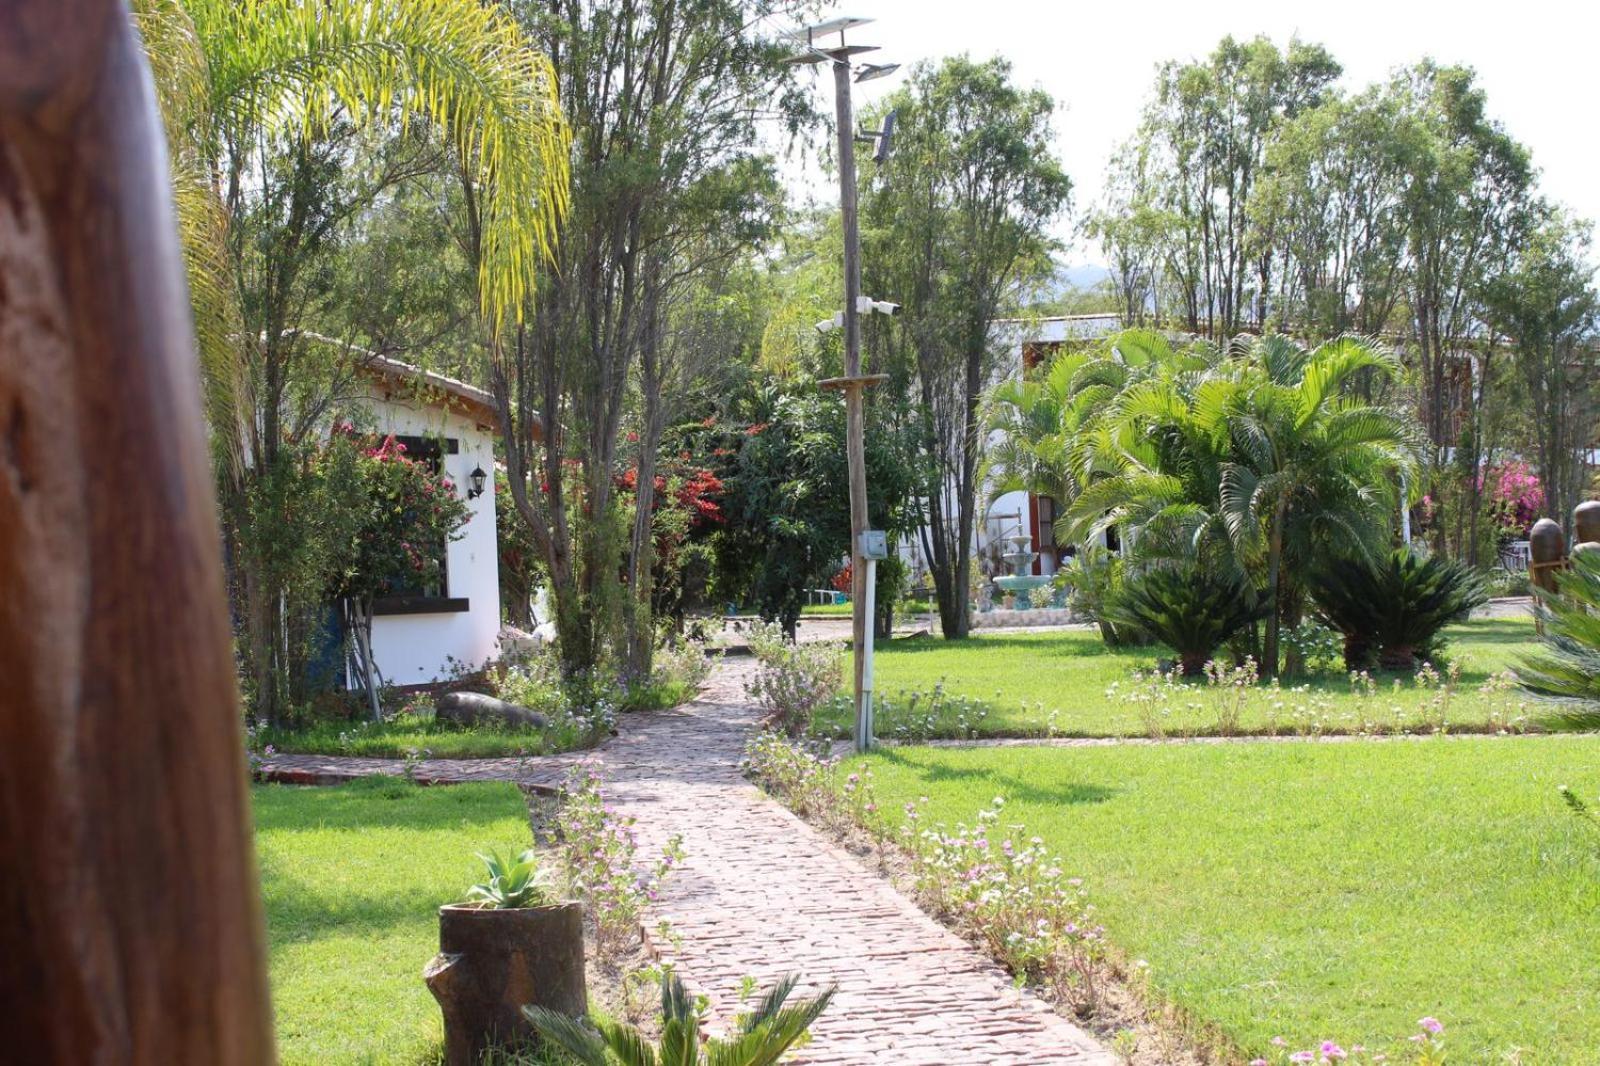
[779,0,1600,265]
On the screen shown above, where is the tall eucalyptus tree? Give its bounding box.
[863,56,1071,638]
[491,0,810,677]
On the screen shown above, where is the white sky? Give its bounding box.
[779,0,1600,266]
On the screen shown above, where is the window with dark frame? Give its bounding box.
[371,434,470,615]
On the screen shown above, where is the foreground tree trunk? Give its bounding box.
[0,2,274,1060]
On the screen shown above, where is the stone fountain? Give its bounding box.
[991,533,1052,609]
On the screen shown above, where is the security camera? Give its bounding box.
[815,313,843,334]
[856,296,900,316]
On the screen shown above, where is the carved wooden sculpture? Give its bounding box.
[0,1,274,1062]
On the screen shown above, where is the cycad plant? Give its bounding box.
[525,970,835,1066]
[1057,333,1420,675]
[1309,548,1487,670]
[1521,549,1600,725]
[1106,567,1266,675]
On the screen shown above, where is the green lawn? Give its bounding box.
[801,600,934,617]
[821,616,1540,739]
[254,778,533,1063]
[261,717,585,758]
[261,679,693,758]
[852,737,1600,1061]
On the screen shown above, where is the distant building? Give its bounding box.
[900,313,1124,591]
[350,357,504,687]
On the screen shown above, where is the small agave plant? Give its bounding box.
[467,848,549,909]
[525,969,834,1066]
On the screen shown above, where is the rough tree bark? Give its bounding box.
[424,903,586,1066]
[0,1,274,1061]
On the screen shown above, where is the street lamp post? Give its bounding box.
[787,18,897,752]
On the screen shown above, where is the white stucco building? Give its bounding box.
[354,357,505,687]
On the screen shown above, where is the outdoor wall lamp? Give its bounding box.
[467,465,488,500]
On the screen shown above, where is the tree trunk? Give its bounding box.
[1262,499,1288,676]
[0,4,274,1058]
[425,904,586,1066]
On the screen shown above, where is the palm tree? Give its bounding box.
[1218,335,1422,673]
[132,0,569,468]
[1052,333,1419,675]
[983,328,1215,544]
[130,0,569,720]
[525,970,836,1066]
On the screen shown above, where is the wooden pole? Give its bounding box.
[833,57,872,753]
[0,1,275,1062]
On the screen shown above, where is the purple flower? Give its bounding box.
[1418,1016,1443,1035]
[1319,1041,1347,1060]
[1289,1053,1315,1064]
[1250,1060,1269,1066]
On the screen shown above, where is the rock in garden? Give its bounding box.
[435,691,550,730]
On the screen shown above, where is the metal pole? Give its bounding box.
[834,57,871,753]
[861,556,877,748]
[1401,473,1411,545]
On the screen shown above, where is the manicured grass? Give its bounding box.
[821,616,1540,739]
[253,778,533,1063]
[261,680,693,758]
[801,600,934,617]
[800,602,854,616]
[853,736,1600,1061]
[262,717,584,758]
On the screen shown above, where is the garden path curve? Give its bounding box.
[259,660,1114,1065]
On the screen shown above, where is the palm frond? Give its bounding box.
[520,1007,612,1066]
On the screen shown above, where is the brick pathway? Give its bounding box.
[259,661,1113,1064]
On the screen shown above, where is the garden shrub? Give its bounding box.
[745,622,842,735]
[526,968,833,1066]
[551,765,682,956]
[1280,620,1343,677]
[1310,548,1487,671]
[1105,566,1266,676]
[1521,549,1600,723]
[1055,545,1128,643]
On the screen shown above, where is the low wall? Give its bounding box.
[971,606,1083,629]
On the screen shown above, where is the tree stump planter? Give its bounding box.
[424,902,587,1065]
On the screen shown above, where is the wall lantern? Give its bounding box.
[467,465,488,500]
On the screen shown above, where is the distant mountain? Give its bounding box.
[1056,263,1111,292]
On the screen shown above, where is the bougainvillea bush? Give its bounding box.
[321,429,471,712]
[323,428,471,602]
[1480,460,1544,540]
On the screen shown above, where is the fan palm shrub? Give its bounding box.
[1106,567,1266,676]
[1054,333,1420,675]
[1309,548,1487,670]
[525,970,834,1066]
[1520,549,1600,725]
